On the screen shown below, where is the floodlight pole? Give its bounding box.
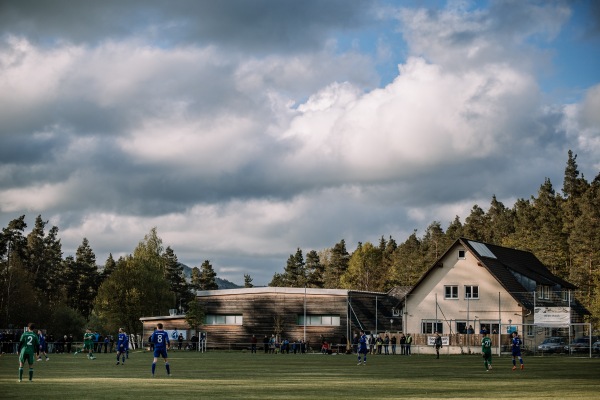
[303,286,306,343]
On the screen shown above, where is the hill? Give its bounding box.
[180,263,242,289]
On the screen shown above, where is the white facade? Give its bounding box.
[403,242,526,336]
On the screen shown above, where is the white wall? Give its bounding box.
[404,243,522,335]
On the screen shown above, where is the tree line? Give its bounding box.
[1,150,598,336]
[0,224,222,338]
[268,151,600,328]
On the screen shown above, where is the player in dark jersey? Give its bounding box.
[116,328,127,365]
[357,330,368,365]
[150,323,171,377]
[511,331,524,370]
[37,329,50,361]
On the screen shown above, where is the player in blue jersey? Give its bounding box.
[36,329,50,361]
[116,328,127,365]
[150,323,171,377]
[511,331,524,370]
[357,330,368,365]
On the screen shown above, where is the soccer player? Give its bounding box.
[481,331,492,371]
[511,331,524,370]
[37,329,50,361]
[18,323,40,382]
[116,328,127,365]
[434,332,442,359]
[150,323,171,377]
[83,328,96,360]
[357,330,368,365]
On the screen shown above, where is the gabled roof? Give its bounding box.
[407,238,579,311]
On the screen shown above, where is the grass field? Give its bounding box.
[1,350,600,399]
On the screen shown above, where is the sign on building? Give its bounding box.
[534,307,571,327]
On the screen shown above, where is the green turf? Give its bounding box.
[1,350,599,399]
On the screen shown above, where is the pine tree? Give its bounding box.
[244,274,253,288]
[323,239,349,288]
[484,195,515,244]
[282,248,305,287]
[163,246,192,310]
[390,231,425,286]
[305,250,324,288]
[568,173,600,307]
[198,260,218,290]
[190,267,201,291]
[463,205,487,241]
[68,238,100,319]
[446,216,463,240]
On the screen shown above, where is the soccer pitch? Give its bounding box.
[1,350,599,399]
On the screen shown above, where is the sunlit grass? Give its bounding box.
[1,350,599,399]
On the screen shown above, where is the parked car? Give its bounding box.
[592,341,600,354]
[537,337,567,353]
[564,336,600,354]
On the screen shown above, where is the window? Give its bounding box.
[465,285,479,299]
[562,290,569,302]
[537,285,550,300]
[445,285,458,299]
[422,320,443,334]
[479,320,500,335]
[205,314,243,325]
[297,315,340,326]
[456,321,467,334]
[458,250,466,259]
[526,325,534,337]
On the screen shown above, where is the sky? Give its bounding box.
[1,0,599,286]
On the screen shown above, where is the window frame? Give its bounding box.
[421,320,443,334]
[205,314,243,325]
[444,285,459,299]
[297,314,341,326]
[464,285,479,299]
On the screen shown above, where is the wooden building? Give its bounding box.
[141,287,401,350]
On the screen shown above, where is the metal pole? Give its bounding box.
[467,293,470,354]
[498,292,501,357]
[435,293,438,330]
[375,296,378,334]
[303,286,306,343]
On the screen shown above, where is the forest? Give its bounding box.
[1,151,599,337]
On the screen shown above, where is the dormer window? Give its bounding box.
[537,285,550,300]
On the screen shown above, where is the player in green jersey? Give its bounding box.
[83,328,96,359]
[481,331,493,371]
[19,323,40,382]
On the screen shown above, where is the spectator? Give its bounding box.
[263,335,269,353]
[66,334,73,354]
[250,334,257,353]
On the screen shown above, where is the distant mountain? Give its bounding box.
[179,263,242,289]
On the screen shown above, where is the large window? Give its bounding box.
[456,321,467,334]
[445,285,459,299]
[422,320,443,334]
[205,314,243,325]
[465,285,479,299]
[537,285,550,299]
[297,315,340,326]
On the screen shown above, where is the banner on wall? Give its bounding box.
[534,307,571,327]
[166,329,186,340]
